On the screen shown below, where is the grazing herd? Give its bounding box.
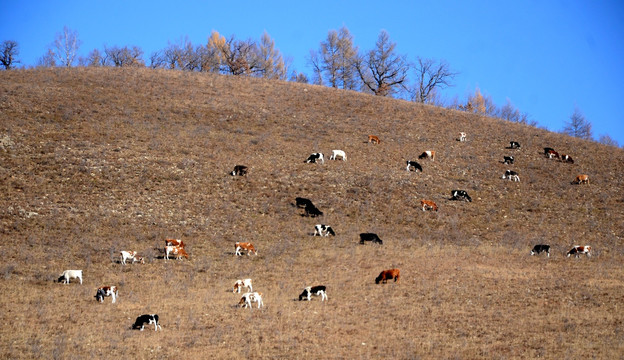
[57,133,595,332]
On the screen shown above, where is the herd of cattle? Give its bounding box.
[58,133,594,330]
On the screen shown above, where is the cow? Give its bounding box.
[530,245,550,257]
[298,286,328,301]
[314,224,336,236]
[95,286,118,303]
[295,197,313,209]
[572,174,589,185]
[305,153,324,164]
[165,239,185,248]
[503,156,514,165]
[230,165,248,176]
[509,141,521,149]
[359,233,383,245]
[502,170,520,182]
[375,269,400,284]
[233,279,253,293]
[58,270,82,285]
[368,135,381,144]
[458,132,467,142]
[567,245,592,258]
[132,314,161,331]
[164,245,189,261]
[304,203,323,217]
[543,147,555,155]
[406,161,423,172]
[239,292,264,309]
[418,151,435,161]
[546,149,560,159]
[560,154,574,164]
[420,200,438,212]
[120,250,144,265]
[451,190,472,202]
[329,150,347,161]
[235,242,257,256]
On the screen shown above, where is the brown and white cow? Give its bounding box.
[368,135,381,144]
[239,292,264,309]
[235,242,257,256]
[567,245,592,258]
[233,279,253,293]
[95,285,118,303]
[165,239,185,248]
[420,200,438,212]
[164,245,189,261]
[545,149,560,159]
[120,250,144,265]
[458,132,467,142]
[418,151,435,161]
[560,154,574,164]
[375,269,400,284]
[572,174,589,185]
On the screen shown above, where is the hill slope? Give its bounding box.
[1,68,623,358]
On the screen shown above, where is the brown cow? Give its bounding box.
[375,269,400,284]
[235,242,257,256]
[572,174,589,185]
[368,135,381,144]
[420,200,438,212]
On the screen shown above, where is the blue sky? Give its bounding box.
[2,1,623,146]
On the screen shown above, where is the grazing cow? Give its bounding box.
[239,292,264,309]
[304,203,323,217]
[132,314,161,331]
[295,197,313,209]
[233,279,253,293]
[530,245,550,257]
[164,245,189,261]
[58,270,82,285]
[420,200,438,212]
[298,286,328,301]
[451,190,472,202]
[368,135,381,144]
[235,242,257,256]
[406,160,423,172]
[501,169,520,182]
[359,233,383,245]
[375,269,400,284]
[230,165,248,176]
[509,141,521,149]
[95,286,118,303]
[120,250,144,265]
[503,156,515,165]
[458,132,467,142]
[572,174,589,185]
[305,153,324,164]
[560,154,574,164]
[165,239,185,248]
[418,151,436,161]
[567,245,592,258]
[314,224,336,236]
[543,147,555,155]
[329,150,347,161]
[546,149,560,159]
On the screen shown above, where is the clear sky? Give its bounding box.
[2,1,623,146]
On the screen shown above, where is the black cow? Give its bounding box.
[451,190,472,202]
[359,233,383,245]
[132,314,162,331]
[230,165,248,176]
[530,244,550,257]
[295,197,313,208]
[305,153,324,164]
[503,156,514,165]
[298,285,328,301]
[304,203,323,217]
[509,141,521,149]
[406,160,423,172]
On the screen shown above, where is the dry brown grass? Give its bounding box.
[1,67,623,359]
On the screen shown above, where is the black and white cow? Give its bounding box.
[503,156,514,165]
[406,160,423,172]
[509,141,521,149]
[132,314,162,331]
[314,224,335,236]
[298,286,328,301]
[359,233,383,245]
[502,169,520,182]
[305,153,324,164]
[451,190,472,202]
[230,165,248,176]
[295,197,314,209]
[530,244,550,257]
[304,203,323,217]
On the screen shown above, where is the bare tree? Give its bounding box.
[1,40,20,69]
[598,134,619,147]
[354,30,409,96]
[52,26,82,67]
[79,49,105,67]
[412,57,457,103]
[216,36,260,76]
[37,49,56,67]
[562,107,592,140]
[257,31,287,80]
[308,27,358,89]
[497,98,536,126]
[104,45,144,67]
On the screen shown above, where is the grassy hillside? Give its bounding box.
[1,67,623,359]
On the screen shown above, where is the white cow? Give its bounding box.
[58,270,83,284]
[239,292,264,309]
[329,150,347,161]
